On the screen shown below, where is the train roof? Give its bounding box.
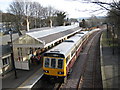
[65,35,82,43]
[79,31,89,34]
[46,33,83,57]
[47,41,75,57]
[75,31,89,37]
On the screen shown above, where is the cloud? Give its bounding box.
[1,0,109,18]
[31,0,108,18]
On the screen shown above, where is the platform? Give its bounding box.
[17,68,43,89]
[100,30,119,89]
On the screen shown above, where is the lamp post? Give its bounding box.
[9,28,17,79]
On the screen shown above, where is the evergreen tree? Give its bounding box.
[56,12,66,26]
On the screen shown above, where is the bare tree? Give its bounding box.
[88,15,100,27]
[7,0,62,32]
[8,0,25,36]
[29,2,42,28]
[23,1,32,31]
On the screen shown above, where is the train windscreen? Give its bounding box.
[45,58,50,67]
[51,58,56,68]
[44,58,63,69]
[58,59,63,69]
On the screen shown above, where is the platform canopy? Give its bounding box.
[13,24,81,48]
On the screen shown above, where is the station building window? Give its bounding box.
[29,48,33,54]
[2,57,9,66]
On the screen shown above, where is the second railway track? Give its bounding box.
[77,30,103,89]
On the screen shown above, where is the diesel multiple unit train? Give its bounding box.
[42,28,100,82]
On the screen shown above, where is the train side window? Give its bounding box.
[66,55,70,63]
[76,44,79,49]
[45,58,50,67]
[58,59,63,69]
[79,40,81,45]
[51,58,56,68]
[71,48,76,57]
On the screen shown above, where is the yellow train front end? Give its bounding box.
[43,57,67,77]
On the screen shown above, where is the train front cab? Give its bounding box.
[43,53,67,82]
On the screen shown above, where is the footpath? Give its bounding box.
[2,64,42,89]
[100,30,120,89]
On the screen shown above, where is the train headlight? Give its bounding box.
[44,70,49,73]
[58,72,64,74]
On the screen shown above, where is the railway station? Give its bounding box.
[1,0,119,89]
[13,24,81,70]
[2,25,119,89]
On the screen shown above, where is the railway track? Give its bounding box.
[32,75,63,89]
[77,30,103,89]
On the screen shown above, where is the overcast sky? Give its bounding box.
[0,0,117,18]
